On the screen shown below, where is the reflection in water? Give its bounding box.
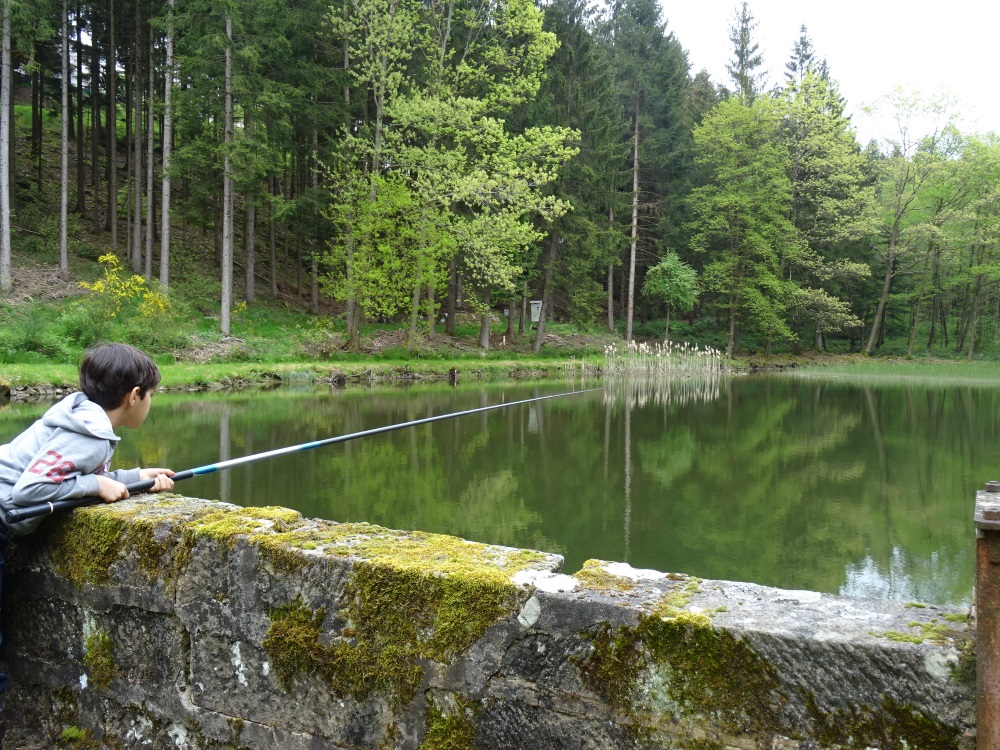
[603,373,726,409]
[219,412,231,504]
[605,374,728,565]
[841,547,972,605]
[1,377,985,605]
[624,402,631,563]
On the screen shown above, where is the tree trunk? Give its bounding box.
[107,0,117,251]
[626,100,639,343]
[479,288,491,350]
[91,32,99,207]
[864,248,895,354]
[408,275,421,347]
[269,175,277,295]
[60,0,70,280]
[32,61,41,188]
[145,34,155,280]
[0,0,10,292]
[726,294,737,358]
[132,2,144,273]
[445,256,456,335]
[968,283,980,360]
[160,0,174,291]
[221,13,234,335]
[607,205,614,332]
[533,230,559,354]
[309,129,319,314]
[607,264,614,333]
[907,251,933,356]
[75,1,85,215]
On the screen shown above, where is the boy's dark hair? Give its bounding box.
[79,343,161,409]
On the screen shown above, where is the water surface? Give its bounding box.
[1,375,991,606]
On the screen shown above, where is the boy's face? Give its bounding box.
[122,388,153,430]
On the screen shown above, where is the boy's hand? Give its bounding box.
[97,475,130,503]
[140,468,175,492]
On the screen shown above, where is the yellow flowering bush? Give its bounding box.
[62,253,174,348]
[80,254,171,323]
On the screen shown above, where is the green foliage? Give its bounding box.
[642,253,698,337]
[9,0,1000,357]
[690,97,798,353]
[0,303,70,362]
[58,254,176,352]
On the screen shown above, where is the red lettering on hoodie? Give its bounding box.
[27,451,78,483]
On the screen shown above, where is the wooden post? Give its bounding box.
[975,480,1000,748]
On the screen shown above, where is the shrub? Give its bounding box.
[69,254,174,349]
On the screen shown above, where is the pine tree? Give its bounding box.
[604,0,693,342]
[726,1,765,105]
[784,24,814,86]
[521,0,628,349]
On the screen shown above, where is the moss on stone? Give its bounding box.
[651,579,704,621]
[418,699,478,750]
[879,631,925,644]
[57,725,100,749]
[51,509,134,587]
[83,631,116,691]
[574,560,638,592]
[676,739,724,750]
[263,542,528,706]
[579,609,782,735]
[873,614,963,646]
[49,501,200,587]
[186,506,305,546]
[806,694,961,749]
[262,600,327,690]
[952,629,977,688]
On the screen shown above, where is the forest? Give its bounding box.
[2,0,998,359]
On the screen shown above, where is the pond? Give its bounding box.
[1,374,992,606]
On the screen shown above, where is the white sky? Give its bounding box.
[661,0,998,146]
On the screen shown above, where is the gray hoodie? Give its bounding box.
[0,392,141,535]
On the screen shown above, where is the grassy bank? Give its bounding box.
[0,356,599,392]
[783,356,1000,385]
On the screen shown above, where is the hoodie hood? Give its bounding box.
[41,392,120,444]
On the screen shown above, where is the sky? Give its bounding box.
[660,0,999,146]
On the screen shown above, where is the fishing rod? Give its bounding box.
[4,387,601,525]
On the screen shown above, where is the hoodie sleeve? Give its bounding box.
[101,467,142,485]
[10,430,113,507]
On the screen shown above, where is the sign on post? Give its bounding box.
[530,300,542,324]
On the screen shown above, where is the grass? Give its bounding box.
[784,357,1000,385]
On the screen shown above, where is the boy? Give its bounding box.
[0,343,175,744]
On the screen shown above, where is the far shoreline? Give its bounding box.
[4,353,1000,404]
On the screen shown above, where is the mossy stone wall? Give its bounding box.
[0,496,976,749]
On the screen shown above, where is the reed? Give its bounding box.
[603,340,724,378]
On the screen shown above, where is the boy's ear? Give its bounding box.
[125,386,141,408]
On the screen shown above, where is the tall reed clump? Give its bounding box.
[603,340,724,378]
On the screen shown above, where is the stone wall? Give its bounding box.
[0,496,976,749]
